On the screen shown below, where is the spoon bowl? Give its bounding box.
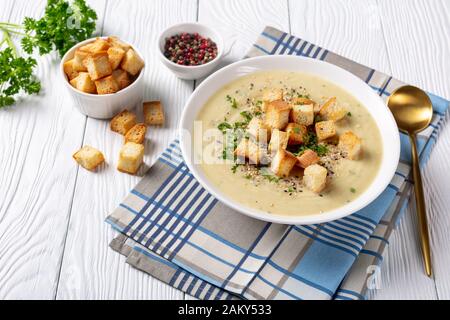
[388,85,433,134]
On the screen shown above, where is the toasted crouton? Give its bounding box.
[143,101,165,126]
[94,75,119,94]
[296,149,320,168]
[246,118,271,142]
[262,88,283,102]
[285,123,307,145]
[110,110,137,135]
[125,123,147,144]
[290,103,314,126]
[338,131,362,160]
[107,46,125,70]
[73,50,89,72]
[293,97,315,105]
[84,51,113,81]
[117,142,144,174]
[70,72,96,94]
[270,149,297,177]
[107,36,132,51]
[315,120,336,141]
[63,59,79,80]
[234,139,268,165]
[303,164,328,193]
[78,43,95,53]
[112,69,131,90]
[319,97,347,121]
[121,49,145,75]
[264,100,291,130]
[268,129,289,155]
[73,145,105,171]
[88,38,110,53]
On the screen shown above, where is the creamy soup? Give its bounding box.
[195,71,382,216]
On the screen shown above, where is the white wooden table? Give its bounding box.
[0,0,449,300]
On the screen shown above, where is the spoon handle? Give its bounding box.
[409,133,432,277]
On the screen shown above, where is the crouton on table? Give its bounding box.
[286,123,307,145]
[112,69,131,90]
[268,129,289,155]
[303,164,328,193]
[338,131,362,160]
[143,101,165,125]
[108,46,125,70]
[63,59,79,80]
[319,97,347,121]
[125,123,147,144]
[121,49,145,75]
[296,149,320,168]
[315,120,336,141]
[110,109,137,135]
[246,118,271,142]
[95,75,119,95]
[70,72,96,94]
[234,138,268,165]
[73,145,105,171]
[117,142,145,174]
[270,148,297,177]
[84,51,113,81]
[290,103,314,126]
[264,100,291,130]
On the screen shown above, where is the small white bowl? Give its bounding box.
[60,37,145,119]
[179,55,400,225]
[157,23,224,80]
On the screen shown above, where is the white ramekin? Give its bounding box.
[157,22,224,80]
[60,37,145,119]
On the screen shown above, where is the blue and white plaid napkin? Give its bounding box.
[106,26,449,300]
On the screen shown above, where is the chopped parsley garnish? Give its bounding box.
[347,112,352,117]
[240,110,253,122]
[294,132,329,156]
[350,187,356,193]
[259,167,280,183]
[217,122,232,133]
[226,94,238,108]
[231,163,240,173]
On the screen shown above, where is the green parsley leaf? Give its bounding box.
[0,48,41,108]
[21,0,97,57]
[226,94,238,109]
[217,122,232,133]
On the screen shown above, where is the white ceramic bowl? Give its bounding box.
[179,55,400,225]
[157,23,224,80]
[60,37,145,119]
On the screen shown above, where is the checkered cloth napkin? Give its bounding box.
[106,26,449,300]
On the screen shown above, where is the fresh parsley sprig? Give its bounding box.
[0,0,97,108]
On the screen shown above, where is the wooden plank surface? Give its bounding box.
[0,0,449,299]
[376,0,450,299]
[55,0,196,300]
[0,0,88,299]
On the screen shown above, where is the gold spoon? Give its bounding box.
[387,85,433,277]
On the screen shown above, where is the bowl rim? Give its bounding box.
[157,22,224,70]
[179,55,400,225]
[59,36,145,98]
